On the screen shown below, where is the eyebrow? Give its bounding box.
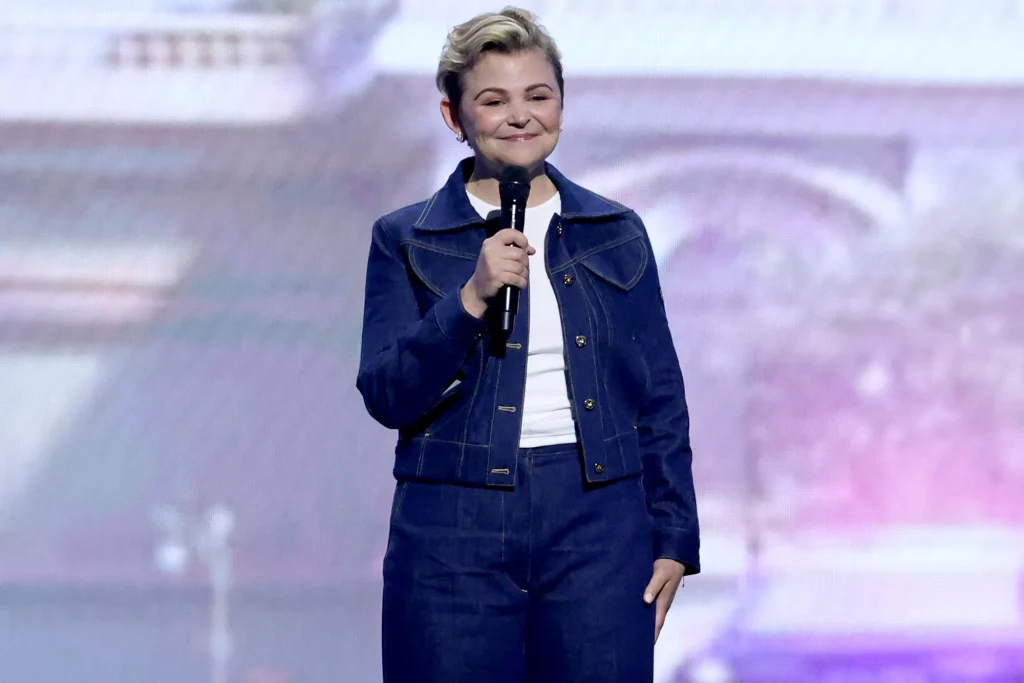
[473,84,554,100]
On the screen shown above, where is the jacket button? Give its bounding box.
[575,335,587,348]
[556,224,564,236]
[563,274,574,286]
[594,462,605,474]
[584,399,595,411]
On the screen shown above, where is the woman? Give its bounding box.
[357,7,699,682]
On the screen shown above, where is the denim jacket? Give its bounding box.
[357,159,700,573]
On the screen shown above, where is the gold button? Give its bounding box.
[575,335,587,348]
[584,399,595,411]
[594,462,605,474]
[563,274,574,286]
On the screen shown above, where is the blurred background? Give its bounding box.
[2,0,1024,681]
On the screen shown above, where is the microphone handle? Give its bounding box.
[496,284,520,335]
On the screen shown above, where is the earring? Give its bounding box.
[455,130,465,143]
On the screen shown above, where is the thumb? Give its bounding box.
[643,571,666,605]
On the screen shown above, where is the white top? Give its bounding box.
[466,190,578,448]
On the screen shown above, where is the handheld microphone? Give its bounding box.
[496,165,531,338]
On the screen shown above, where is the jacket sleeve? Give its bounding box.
[356,217,486,430]
[633,216,701,575]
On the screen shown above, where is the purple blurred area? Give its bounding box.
[2,2,1024,683]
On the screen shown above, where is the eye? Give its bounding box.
[484,100,503,107]
[530,95,549,101]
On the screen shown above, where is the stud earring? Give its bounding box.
[455,130,465,143]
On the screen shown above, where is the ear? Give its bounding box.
[440,98,461,137]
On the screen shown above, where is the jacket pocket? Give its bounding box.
[577,233,647,292]
[632,333,653,396]
[399,368,469,439]
[406,241,478,297]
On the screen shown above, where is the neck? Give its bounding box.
[466,160,558,207]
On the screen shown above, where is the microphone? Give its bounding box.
[496,165,531,338]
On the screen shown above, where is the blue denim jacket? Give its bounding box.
[358,159,700,573]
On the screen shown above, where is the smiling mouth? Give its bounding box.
[503,134,538,141]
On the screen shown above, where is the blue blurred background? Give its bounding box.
[1,1,1024,682]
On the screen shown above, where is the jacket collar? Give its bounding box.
[413,157,630,232]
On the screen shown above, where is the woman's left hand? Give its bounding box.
[643,558,686,642]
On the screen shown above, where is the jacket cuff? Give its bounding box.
[432,286,487,348]
[653,527,701,576]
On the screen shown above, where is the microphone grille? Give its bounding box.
[499,166,530,186]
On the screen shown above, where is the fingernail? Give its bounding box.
[644,592,654,604]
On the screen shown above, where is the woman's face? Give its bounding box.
[443,49,562,176]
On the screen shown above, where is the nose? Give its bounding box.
[506,102,530,127]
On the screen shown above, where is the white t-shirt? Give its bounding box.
[466,190,577,447]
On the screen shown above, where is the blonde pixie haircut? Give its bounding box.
[436,6,565,108]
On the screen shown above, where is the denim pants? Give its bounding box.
[381,443,656,682]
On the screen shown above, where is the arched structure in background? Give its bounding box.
[577,147,910,264]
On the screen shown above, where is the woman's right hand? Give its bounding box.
[460,228,536,319]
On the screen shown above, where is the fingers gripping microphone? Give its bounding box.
[496,166,531,338]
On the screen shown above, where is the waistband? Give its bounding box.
[517,442,581,458]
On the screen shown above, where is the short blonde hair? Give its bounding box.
[436,6,564,108]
